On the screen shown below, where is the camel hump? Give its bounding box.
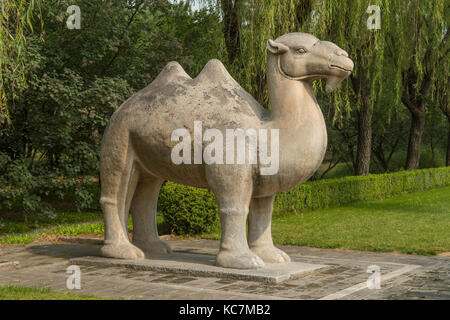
[152,61,192,85]
[194,59,238,86]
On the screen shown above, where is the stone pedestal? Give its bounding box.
[71,252,327,284]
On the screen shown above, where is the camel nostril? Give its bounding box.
[335,49,348,57]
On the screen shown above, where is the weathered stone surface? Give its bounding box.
[98,32,354,269]
[0,241,448,299]
[0,260,19,271]
[70,253,327,284]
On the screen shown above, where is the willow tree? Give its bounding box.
[221,0,241,65]
[207,0,311,104]
[197,0,448,173]
[0,0,42,124]
[203,0,386,175]
[312,0,402,175]
[315,0,448,172]
[390,0,448,170]
[436,70,449,166]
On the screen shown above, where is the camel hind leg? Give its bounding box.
[99,136,145,260]
[130,174,172,257]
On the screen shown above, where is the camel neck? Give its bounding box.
[266,54,318,128]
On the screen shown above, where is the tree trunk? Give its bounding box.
[355,98,372,175]
[447,119,450,167]
[405,109,425,170]
[373,147,388,172]
[295,0,312,28]
[221,0,241,65]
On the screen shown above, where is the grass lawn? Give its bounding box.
[0,210,105,244]
[0,213,168,244]
[0,221,105,244]
[199,186,450,255]
[0,285,103,300]
[1,186,449,255]
[0,211,102,235]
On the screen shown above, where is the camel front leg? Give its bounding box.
[208,166,264,269]
[248,195,290,263]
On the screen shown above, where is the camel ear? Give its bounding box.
[267,39,289,55]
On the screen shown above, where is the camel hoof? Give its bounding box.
[250,245,291,264]
[133,239,172,257]
[216,250,265,269]
[100,242,145,260]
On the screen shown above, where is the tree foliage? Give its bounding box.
[0,0,223,219]
[0,0,42,124]
[0,0,448,219]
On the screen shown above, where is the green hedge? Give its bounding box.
[273,166,450,216]
[158,182,218,235]
[157,167,450,234]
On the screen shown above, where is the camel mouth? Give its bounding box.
[328,54,354,75]
[329,64,352,73]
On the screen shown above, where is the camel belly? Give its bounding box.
[130,130,210,188]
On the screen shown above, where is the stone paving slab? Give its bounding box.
[0,260,19,271]
[0,239,448,300]
[71,253,327,284]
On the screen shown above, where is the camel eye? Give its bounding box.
[295,48,307,54]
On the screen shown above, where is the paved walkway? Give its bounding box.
[0,239,448,300]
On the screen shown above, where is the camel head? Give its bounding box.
[267,32,353,93]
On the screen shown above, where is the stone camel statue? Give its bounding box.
[99,33,353,269]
